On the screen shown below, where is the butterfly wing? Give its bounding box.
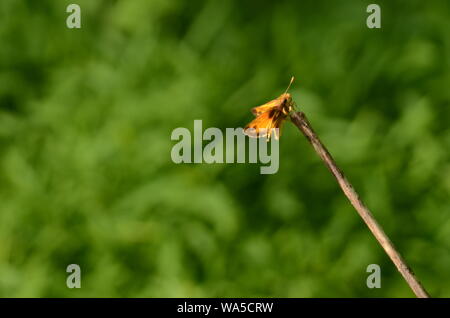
[244,111,274,139]
[271,115,286,139]
[251,98,281,116]
[244,108,287,140]
[245,110,288,140]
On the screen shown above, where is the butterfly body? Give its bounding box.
[244,78,295,140]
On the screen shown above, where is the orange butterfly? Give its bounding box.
[244,77,295,141]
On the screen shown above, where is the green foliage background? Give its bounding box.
[0,0,449,297]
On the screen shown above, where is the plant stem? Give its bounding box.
[289,111,430,298]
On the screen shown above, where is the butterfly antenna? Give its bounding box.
[283,76,295,95]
